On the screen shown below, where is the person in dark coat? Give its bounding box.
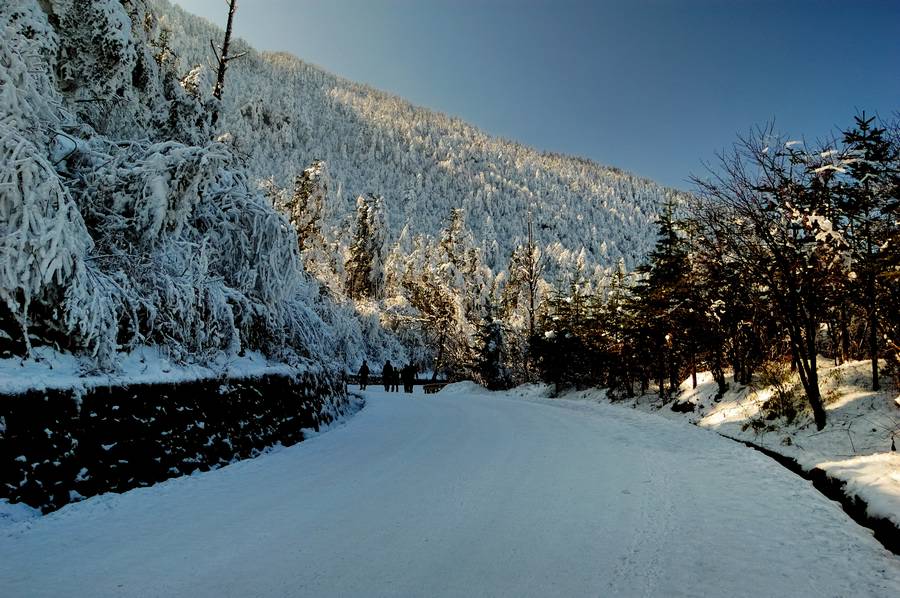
[358,360,370,390]
[390,366,400,392]
[382,360,394,392]
[402,364,416,393]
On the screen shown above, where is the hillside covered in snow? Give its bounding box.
[149,0,683,276]
[2,0,687,379]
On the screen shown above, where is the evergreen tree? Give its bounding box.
[531,282,592,394]
[632,200,692,400]
[475,303,507,390]
[345,194,388,300]
[368,195,389,300]
[502,217,545,382]
[284,160,328,254]
[838,113,900,390]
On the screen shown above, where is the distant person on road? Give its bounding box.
[403,363,416,393]
[358,360,370,390]
[383,360,394,392]
[390,366,400,392]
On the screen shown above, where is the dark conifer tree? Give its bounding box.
[345,194,386,300]
[632,200,692,399]
[838,113,900,390]
[475,303,507,390]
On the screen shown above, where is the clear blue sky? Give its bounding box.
[172,0,899,190]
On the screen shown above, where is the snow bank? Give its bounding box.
[436,381,487,397]
[0,499,40,530]
[818,453,900,528]
[0,346,302,396]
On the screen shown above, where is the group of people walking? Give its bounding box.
[357,360,418,393]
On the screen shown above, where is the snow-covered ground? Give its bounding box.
[545,360,899,530]
[1,384,898,597]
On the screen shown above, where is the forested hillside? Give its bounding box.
[2,0,690,379]
[150,0,683,276]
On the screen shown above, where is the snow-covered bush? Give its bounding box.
[0,5,101,357]
[0,0,333,370]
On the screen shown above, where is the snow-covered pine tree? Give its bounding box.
[345,194,387,300]
[345,196,373,300]
[279,159,328,254]
[474,302,507,390]
[369,195,389,300]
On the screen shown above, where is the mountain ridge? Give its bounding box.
[153,0,686,275]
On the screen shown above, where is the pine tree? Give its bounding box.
[285,160,328,254]
[368,195,389,300]
[346,196,373,300]
[632,200,691,400]
[838,113,900,390]
[504,215,545,381]
[475,303,507,390]
[438,208,468,280]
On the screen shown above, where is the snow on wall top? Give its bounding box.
[0,346,306,397]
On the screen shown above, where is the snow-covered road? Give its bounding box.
[2,384,898,597]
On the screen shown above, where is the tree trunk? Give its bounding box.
[868,271,880,391]
[789,322,826,430]
[432,330,446,382]
[828,320,839,366]
[657,350,666,399]
[866,226,880,391]
[711,352,728,400]
[840,304,851,363]
[691,353,697,389]
[211,0,238,129]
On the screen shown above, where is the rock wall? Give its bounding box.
[0,372,360,512]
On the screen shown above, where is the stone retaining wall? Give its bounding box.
[0,371,360,512]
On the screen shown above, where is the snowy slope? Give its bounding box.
[1,385,897,597]
[149,0,684,275]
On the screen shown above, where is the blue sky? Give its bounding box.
[172,0,899,189]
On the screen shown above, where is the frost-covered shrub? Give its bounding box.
[0,0,335,369]
[52,0,138,100]
[0,126,97,355]
[59,136,335,362]
[0,7,107,358]
[39,0,209,144]
[0,7,62,137]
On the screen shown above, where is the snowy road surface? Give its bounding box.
[2,384,898,597]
